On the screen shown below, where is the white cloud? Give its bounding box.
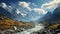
[33,0,60,15]
[41,0,60,12]
[19,2,29,8]
[1,2,7,9]
[32,3,37,6]
[16,9,21,14]
[33,8,47,14]
[0,2,47,15]
[21,13,26,17]
[16,9,27,17]
[0,3,13,12]
[8,6,13,10]
[18,2,32,11]
[0,2,27,17]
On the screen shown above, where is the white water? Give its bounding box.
[15,24,44,34]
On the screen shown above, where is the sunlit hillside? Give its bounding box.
[0,15,34,30]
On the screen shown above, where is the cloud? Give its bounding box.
[0,2,28,17]
[16,9,21,14]
[21,13,26,17]
[19,2,29,8]
[0,2,47,16]
[18,2,48,15]
[33,0,60,14]
[0,0,60,21]
[32,3,37,6]
[41,0,60,12]
[1,0,60,18]
[16,9,27,17]
[18,1,32,11]
[33,8,47,14]
[0,2,13,12]
[1,2,7,9]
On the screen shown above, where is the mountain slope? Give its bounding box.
[0,7,16,20]
[36,6,60,24]
[0,15,34,30]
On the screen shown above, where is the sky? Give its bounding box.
[0,0,60,22]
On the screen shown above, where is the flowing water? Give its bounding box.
[15,24,44,34]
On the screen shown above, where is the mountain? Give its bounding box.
[37,6,60,24]
[36,12,52,23]
[0,7,16,20]
[51,6,60,21]
[43,12,52,20]
[0,7,23,21]
[0,15,35,34]
[48,6,60,22]
[0,15,34,30]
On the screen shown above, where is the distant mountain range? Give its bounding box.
[37,6,60,24]
[0,6,40,22]
[1,5,60,23]
[0,7,28,21]
[0,7,16,20]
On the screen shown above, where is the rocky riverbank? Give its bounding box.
[31,23,60,34]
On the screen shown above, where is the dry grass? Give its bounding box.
[0,15,33,30]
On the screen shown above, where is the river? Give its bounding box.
[15,24,44,34]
